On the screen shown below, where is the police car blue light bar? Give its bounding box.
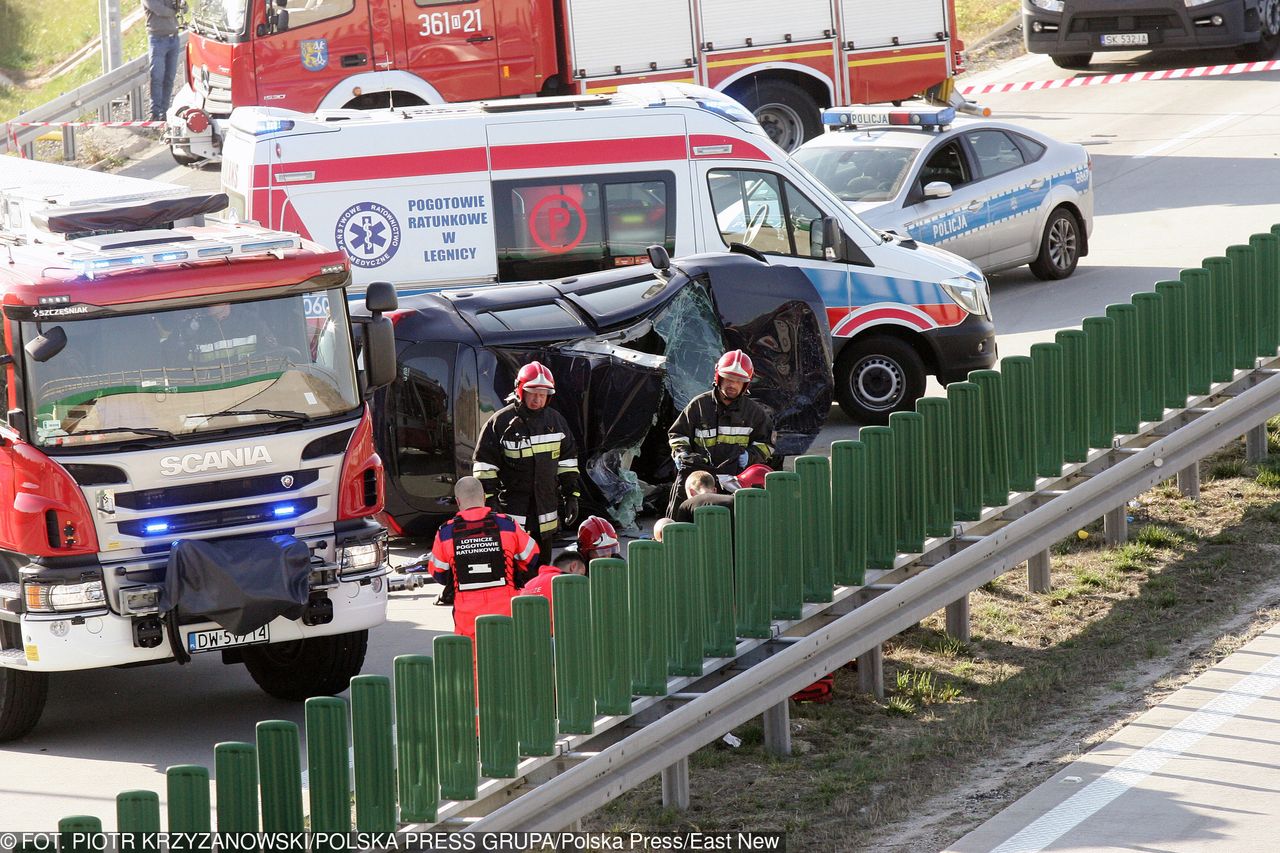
[822,105,957,129]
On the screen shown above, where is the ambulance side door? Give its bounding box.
[901,137,990,267]
[404,0,501,101]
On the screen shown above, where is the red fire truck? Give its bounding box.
[168,0,967,163]
[0,160,399,740]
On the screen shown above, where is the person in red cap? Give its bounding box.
[521,516,620,622]
[473,360,582,554]
[666,349,775,516]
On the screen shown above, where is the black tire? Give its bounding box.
[1050,53,1092,70]
[242,630,369,701]
[1029,207,1082,281]
[834,335,927,424]
[0,555,48,742]
[1241,0,1280,59]
[170,147,203,167]
[730,80,821,152]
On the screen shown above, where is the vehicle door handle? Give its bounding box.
[1029,178,1045,190]
[965,200,984,212]
[467,35,495,43]
[341,53,368,67]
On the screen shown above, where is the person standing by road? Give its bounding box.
[473,361,583,554]
[427,476,540,639]
[666,350,775,515]
[143,0,186,122]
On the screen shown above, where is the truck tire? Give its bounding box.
[1050,53,1092,70]
[1029,207,1082,280]
[0,551,47,741]
[1241,0,1280,59]
[834,335,926,424]
[242,630,369,701]
[731,80,821,152]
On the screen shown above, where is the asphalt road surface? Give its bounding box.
[9,45,1280,831]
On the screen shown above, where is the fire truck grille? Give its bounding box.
[114,469,320,511]
[202,70,233,114]
[118,496,319,539]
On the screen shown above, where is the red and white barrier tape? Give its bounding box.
[958,57,1280,97]
[6,119,165,127]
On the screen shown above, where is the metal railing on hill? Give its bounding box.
[36,228,1280,839]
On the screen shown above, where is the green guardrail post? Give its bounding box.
[116,790,161,837]
[1227,244,1258,368]
[946,382,983,519]
[1081,316,1117,449]
[766,470,803,618]
[1154,281,1189,409]
[695,505,736,657]
[1180,267,1213,395]
[664,521,706,675]
[916,399,954,537]
[350,677,397,830]
[58,817,103,853]
[969,370,1010,507]
[1001,356,1038,492]
[1056,330,1090,462]
[553,573,597,727]
[1204,255,1235,382]
[1029,343,1064,479]
[830,440,868,584]
[166,765,212,836]
[589,558,632,716]
[304,698,349,852]
[1251,232,1280,356]
[1105,303,1140,435]
[888,413,926,553]
[511,596,556,754]
[628,541,668,696]
[213,742,259,834]
[797,455,835,601]
[394,654,440,823]
[734,487,773,636]
[433,634,479,801]
[255,721,303,832]
[1131,292,1165,423]
[862,425,898,567]
[474,617,518,780]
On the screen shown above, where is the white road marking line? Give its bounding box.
[1134,113,1241,159]
[988,652,1280,853]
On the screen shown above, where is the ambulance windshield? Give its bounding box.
[23,288,360,449]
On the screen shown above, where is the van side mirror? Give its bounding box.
[365,281,398,315]
[923,181,953,199]
[821,217,844,263]
[25,326,67,363]
[646,244,671,271]
[362,316,397,391]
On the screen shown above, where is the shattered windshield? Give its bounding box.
[653,284,723,411]
[24,288,359,449]
[190,0,250,37]
[791,145,917,203]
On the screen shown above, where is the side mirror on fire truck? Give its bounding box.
[361,281,398,393]
[25,326,67,363]
[365,281,398,315]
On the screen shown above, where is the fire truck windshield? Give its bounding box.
[191,0,249,38]
[23,288,360,449]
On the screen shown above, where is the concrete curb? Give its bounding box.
[967,12,1023,54]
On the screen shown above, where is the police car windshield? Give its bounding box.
[792,145,917,203]
[191,0,249,38]
[23,288,360,449]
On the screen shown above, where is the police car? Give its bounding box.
[792,106,1093,280]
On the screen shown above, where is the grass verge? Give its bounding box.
[588,433,1280,850]
[0,24,146,125]
[955,0,1021,46]
[0,0,103,76]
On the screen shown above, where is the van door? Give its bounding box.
[901,137,990,267]
[404,0,501,101]
[253,0,376,112]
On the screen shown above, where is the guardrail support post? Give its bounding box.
[1178,463,1201,500]
[1028,551,1052,593]
[62,128,76,163]
[856,645,884,699]
[660,758,690,811]
[1104,505,1128,547]
[1247,424,1268,462]
[944,596,970,643]
[762,700,791,757]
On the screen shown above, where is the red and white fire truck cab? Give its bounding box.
[0,160,399,741]
[169,0,966,163]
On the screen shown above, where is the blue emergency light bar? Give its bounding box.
[65,232,303,278]
[822,105,957,129]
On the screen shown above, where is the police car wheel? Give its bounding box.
[1050,53,1092,70]
[1030,208,1081,281]
[834,336,926,425]
[242,630,369,701]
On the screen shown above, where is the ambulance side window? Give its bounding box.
[286,0,355,29]
[708,169,825,258]
[493,172,675,281]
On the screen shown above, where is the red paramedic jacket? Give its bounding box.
[428,506,539,639]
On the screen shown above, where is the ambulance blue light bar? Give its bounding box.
[823,106,957,129]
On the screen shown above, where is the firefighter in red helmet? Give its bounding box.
[473,360,582,553]
[666,350,775,515]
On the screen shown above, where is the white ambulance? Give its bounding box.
[220,84,995,422]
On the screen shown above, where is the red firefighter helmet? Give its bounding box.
[736,463,772,490]
[577,515,620,560]
[514,361,556,402]
[714,350,754,385]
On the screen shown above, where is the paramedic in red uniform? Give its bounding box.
[472,361,582,553]
[428,476,539,639]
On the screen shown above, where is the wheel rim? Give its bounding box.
[1047,216,1077,271]
[1263,0,1280,36]
[754,102,805,151]
[852,355,905,411]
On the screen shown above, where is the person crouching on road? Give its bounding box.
[427,476,539,639]
[473,361,582,556]
[666,350,775,516]
[522,515,620,600]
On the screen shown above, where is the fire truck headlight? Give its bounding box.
[25,580,106,613]
[338,537,387,577]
